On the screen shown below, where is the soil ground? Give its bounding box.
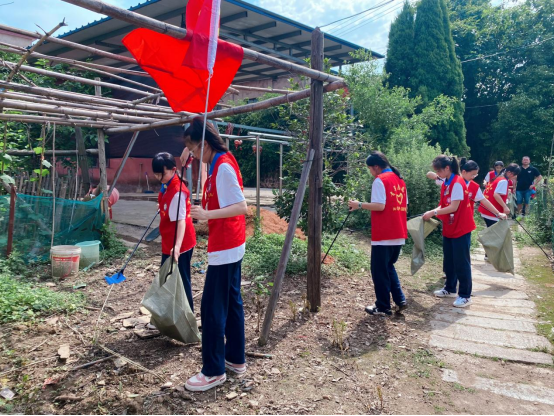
[1,221,553,415]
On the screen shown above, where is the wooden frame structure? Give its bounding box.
[0,0,348,343]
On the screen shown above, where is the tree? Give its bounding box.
[384,0,415,89]
[410,0,468,155]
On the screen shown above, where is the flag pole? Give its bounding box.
[195,75,213,203]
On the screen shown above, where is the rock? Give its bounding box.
[161,382,173,390]
[248,400,259,408]
[110,312,133,323]
[240,393,247,397]
[134,329,160,339]
[57,344,70,360]
[271,368,280,375]
[114,358,127,369]
[140,307,151,316]
[98,380,106,386]
[45,282,56,287]
[45,316,59,326]
[123,316,151,328]
[54,394,82,402]
[0,388,15,400]
[226,392,238,400]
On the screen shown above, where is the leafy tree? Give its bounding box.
[410,0,468,155]
[385,0,415,89]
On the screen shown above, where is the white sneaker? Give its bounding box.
[185,372,226,392]
[434,288,457,298]
[453,297,471,308]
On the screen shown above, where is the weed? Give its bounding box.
[0,273,85,323]
[331,319,347,351]
[376,385,384,409]
[100,222,128,261]
[288,300,297,322]
[0,250,27,276]
[251,275,272,333]
[434,405,445,414]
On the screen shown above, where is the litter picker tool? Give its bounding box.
[322,211,351,264]
[514,217,553,261]
[104,209,160,284]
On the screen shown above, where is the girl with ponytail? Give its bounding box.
[423,155,475,308]
[479,163,521,227]
[152,152,196,312]
[348,151,408,316]
[183,117,248,392]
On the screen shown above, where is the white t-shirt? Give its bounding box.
[168,192,187,221]
[473,188,485,202]
[370,177,406,246]
[484,171,493,184]
[481,179,508,221]
[208,162,246,266]
[450,182,464,201]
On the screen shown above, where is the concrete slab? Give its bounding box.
[437,307,537,323]
[432,312,537,333]
[470,297,536,309]
[430,320,552,350]
[435,299,536,315]
[430,335,553,365]
[471,289,528,299]
[443,369,554,406]
[473,270,525,280]
[471,275,526,289]
[112,200,160,228]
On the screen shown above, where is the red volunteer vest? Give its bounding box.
[371,171,408,242]
[488,170,496,181]
[466,180,480,210]
[202,152,246,253]
[438,175,475,238]
[158,175,196,255]
[478,176,507,217]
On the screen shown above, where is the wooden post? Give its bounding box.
[259,149,315,346]
[108,130,140,197]
[51,124,56,247]
[94,78,110,222]
[6,184,16,256]
[75,127,91,195]
[256,134,261,219]
[307,28,324,313]
[279,143,283,197]
[308,29,323,312]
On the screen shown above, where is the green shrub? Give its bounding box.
[100,222,128,260]
[322,234,370,272]
[243,234,308,277]
[0,274,85,323]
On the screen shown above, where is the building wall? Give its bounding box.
[0,30,33,48]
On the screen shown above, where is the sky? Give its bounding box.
[0,0,405,56]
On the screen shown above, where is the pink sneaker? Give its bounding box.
[225,360,247,375]
[185,372,226,392]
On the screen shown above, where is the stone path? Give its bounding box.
[428,244,554,410]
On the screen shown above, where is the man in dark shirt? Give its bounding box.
[515,156,542,217]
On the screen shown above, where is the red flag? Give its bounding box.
[183,0,221,74]
[122,11,243,113]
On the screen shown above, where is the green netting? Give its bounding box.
[0,193,105,263]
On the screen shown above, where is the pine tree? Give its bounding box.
[410,0,468,154]
[385,1,415,89]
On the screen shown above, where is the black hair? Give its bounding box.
[493,161,504,168]
[184,117,229,153]
[366,151,403,179]
[504,163,521,177]
[152,152,188,186]
[460,158,479,172]
[432,155,460,175]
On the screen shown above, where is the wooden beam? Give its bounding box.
[258,149,315,346]
[0,113,126,128]
[5,148,98,156]
[307,28,324,313]
[105,79,347,134]
[60,0,342,83]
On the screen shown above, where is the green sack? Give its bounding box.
[477,219,514,274]
[507,193,516,217]
[407,216,441,275]
[142,257,201,344]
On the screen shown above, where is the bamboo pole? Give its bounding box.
[4,149,98,156]
[60,0,343,83]
[258,149,315,346]
[0,113,127,128]
[75,127,91,194]
[0,61,168,101]
[6,184,16,257]
[231,85,292,94]
[106,79,347,134]
[108,131,140,198]
[95,79,110,223]
[307,29,324,313]
[0,82,189,117]
[6,20,67,83]
[51,124,56,247]
[0,98,164,124]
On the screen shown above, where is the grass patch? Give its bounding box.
[243,233,371,278]
[411,349,445,378]
[519,250,554,346]
[0,274,85,323]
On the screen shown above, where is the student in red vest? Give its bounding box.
[348,151,408,316]
[182,118,248,392]
[479,163,521,227]
[152,152,197,311]
[427,158,507,272]
[483,161,504,186]
[423,155,475,308]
